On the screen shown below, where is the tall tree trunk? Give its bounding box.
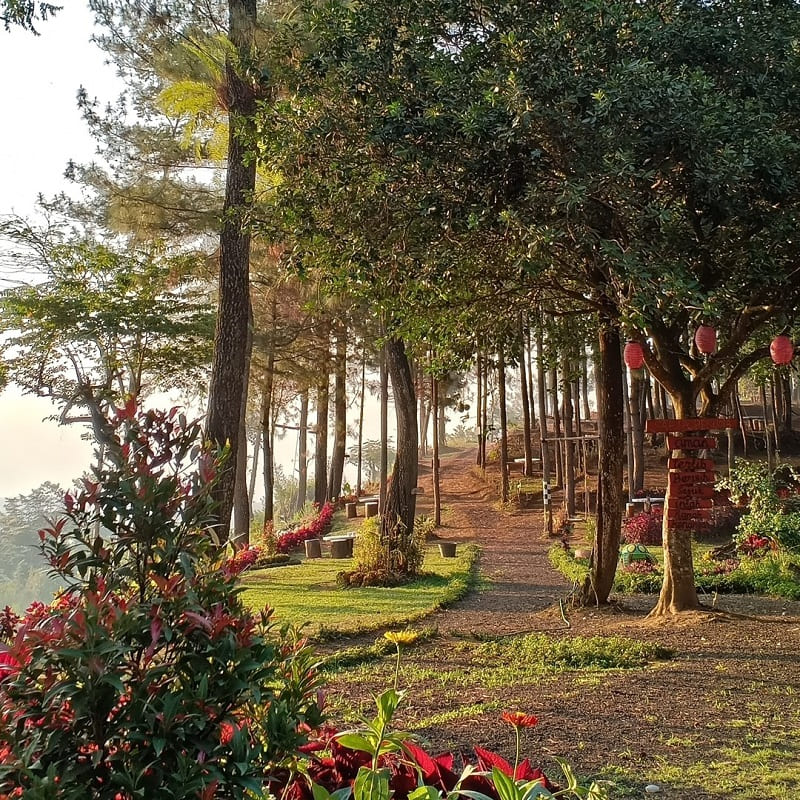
[498,346,510,504]
[432,371,441,526]
[621,349,634,501]
[562,363,576,517]
[297,388,309,511]
[652,374,664,419]
[381,338,418,557]
[536,326,550,482]
[577,318,624,606]
[259,380,274,524]
[314,351,330,506]
[481,352,489,470]
[581,347,592,420]
[527,324,537,429]
[261,392,274,523]
[476,350,483,466]
[328,327,347,499]
[660,385,670,418]
[259,301,276,522]
[645,372,655,421]
[650,384,701,616]
[232,307,254,546]
[761,383,775,469]
[630,372,645,493]
[206,0,257,541]
[519,315,534,476]
[437,379,447,447]
[550,367,563,488]
[418,364,429,456]
[232,401,250,547]
[379,339,389,511]
[734,382,748,459]
[356,351,366,494]
[248,420,261,511]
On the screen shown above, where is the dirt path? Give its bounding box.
[395,447,800,799]
[417,447,570,636]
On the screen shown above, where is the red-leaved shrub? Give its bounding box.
[621,509,663,545]
[276,503,335,553]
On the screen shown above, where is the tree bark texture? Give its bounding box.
[536,326,550,480]
[232,312,252,545]
[562,364,575,517]
[432,372,441,527]
[498,346,510,504]
[577,319,625,606]
[206,0,257,541]
[314,350,330,506]
[297,388,309,511]
[260,369,274,522]
[581,347,592,420]
[526,324,537,429]
[327,326,347,499]
[550,367,563,488]
[630,372,645,493]
[651,385,702,616]
[380,338,418,558]
[356,353,366,494]
[519,315,534,476]
[481,355,489,470]
[476,350,483,466]
[379,340,389,510]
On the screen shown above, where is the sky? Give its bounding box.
[0,4,122,498]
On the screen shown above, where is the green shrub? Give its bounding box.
[414,514,437,540]
[340,514,426,587]
[719,460,800,552]
[0,405,324,799]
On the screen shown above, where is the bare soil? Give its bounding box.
[325,447,800,798]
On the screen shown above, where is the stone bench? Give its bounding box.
[324,534,356,559]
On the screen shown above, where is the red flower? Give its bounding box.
[501,711,539,729]
[219,721,238,745]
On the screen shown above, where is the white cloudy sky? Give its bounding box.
[0,4,120,497]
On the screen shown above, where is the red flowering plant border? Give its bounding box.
[0,403,324,799]
[221,503,336,576]
[276,503,335,554]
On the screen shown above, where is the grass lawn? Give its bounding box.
[240,543,478,637]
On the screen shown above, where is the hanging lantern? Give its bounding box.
[623,341,645,370]
[694,325,717,355]
[770,335,795,365]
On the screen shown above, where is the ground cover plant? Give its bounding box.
[0,405,324,799]
[325,632,672,725]
[272,631,613,800]
[549,541,800,600]
[240,544,478,637]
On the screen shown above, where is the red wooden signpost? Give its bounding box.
[667,436,717,450]
[667,457,715,471]
[646,418,737,433]
[645,418,735,533]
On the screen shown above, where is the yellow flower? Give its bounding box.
[384,630,420,646]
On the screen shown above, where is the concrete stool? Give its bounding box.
[305,539,322,559]
[328,536,354,558]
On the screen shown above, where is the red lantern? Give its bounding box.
[623,341,645,370]
[770,335,795,365]
[694,325,717,355]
